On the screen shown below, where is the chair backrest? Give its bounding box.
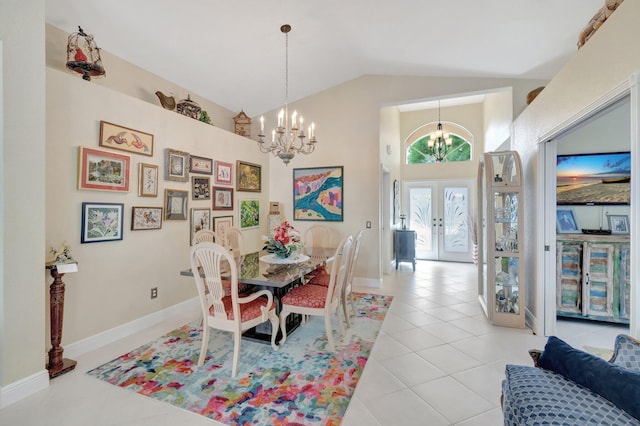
[224,226,244,255]
[325,235,354,307]
[190,242,241,322]
[304,224,333,249]
[346,230,363,287]
[193,229,219,245]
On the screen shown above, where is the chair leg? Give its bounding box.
[198,325,209,366]
[269,313,280,351]
[279,310,290,345]
[231,330,241,377]
[325,313,335,351]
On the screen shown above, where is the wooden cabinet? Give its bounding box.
[556,234,630,324]
[394,230,416,271]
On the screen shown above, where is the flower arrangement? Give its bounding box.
[263,221,303,259]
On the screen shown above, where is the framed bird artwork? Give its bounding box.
[99,121,154,156]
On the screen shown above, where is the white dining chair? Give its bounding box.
[193,229,219,245]
[224,226,244,256]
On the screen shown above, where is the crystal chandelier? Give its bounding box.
[257,24,317,165]
[428,101,452,162]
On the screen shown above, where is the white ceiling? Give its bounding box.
[46,0,604,115]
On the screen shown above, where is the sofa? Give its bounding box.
[502,334,640,425]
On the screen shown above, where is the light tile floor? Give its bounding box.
[0,261,629,425]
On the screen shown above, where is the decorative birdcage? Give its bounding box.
[66,26,106,81]
[177,94,201,120]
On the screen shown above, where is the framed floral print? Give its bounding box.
[131,206,163,230]
[191,176,211,200]
[239,199,260,229]
[213,215,233,239]
[78,147,131,192]
[189,155,213,175]
[190,208,211,245]
[236,160,261,192]
[164,189,188,220]
[165,149,190,182]
[99,121,154,156]
[81,202,124,243]
[212,186,233,210]
[138,163,158,197]
[215,161,233,185]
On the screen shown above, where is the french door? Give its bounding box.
[403,180,474,262]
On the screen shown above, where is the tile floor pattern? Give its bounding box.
[0,261,629,425]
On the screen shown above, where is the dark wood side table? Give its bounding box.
[394,229,416,271]
[45,262,78,378]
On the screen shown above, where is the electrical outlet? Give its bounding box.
[366,221,371,229]
[150,287,158,299]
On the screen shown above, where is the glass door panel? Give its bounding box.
[408,186,435,259]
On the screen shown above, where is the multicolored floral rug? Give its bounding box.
[87,292,392,425]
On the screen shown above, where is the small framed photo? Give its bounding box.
[78,147,131,192]
[164,189,188,220]
[239,199,260,229]
[191,176,211,200]
[556,207,580,233]
[213,215,233,239]
[608,214,629,234]
[212,186,234,210]
[99,121,154,156]
[138,163,158,197]
[215,161,233,185]
[190,208,211,245]
[236,160,261,192]
[189,155,213,175]
[131,206,163,231]
[81,202,124,243]
[165,149,190,182]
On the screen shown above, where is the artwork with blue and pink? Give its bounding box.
[293,166,343,221]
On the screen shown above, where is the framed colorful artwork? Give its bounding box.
[131,206,163,230]
[99,121,154,156]
[212,186,234,210]
[164,189,188,220]
[215,161,233,185]
[556,207,579,234]
[191,176,211,200]
[213,215,233,239]
[78,147,131,192]
[138,163,158,197]
[293,166,344,221]
[239,199,260,229]
[189,155,213,175]
[190,208,211,245]
[165,149,190,182]
[81,202,124,243]
[236,160,261,192]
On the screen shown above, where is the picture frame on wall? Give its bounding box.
[189,155,213,175]
[190,208,211,245]
[164,189,188,220]
[236,160,261,192]
[138,163,158,197]
[212,186,234,210]
[293,166,344,222]
[191,176,211,200]
[78,146,131,192]
[165,149,190,182]
[556,207,580,233]
[215,161,233,185]
[99,120,154,156]
[239,199,260,229]
[608,214,629,234]
[81,202,124,243]
[213,215,233,239]
[131,206,163,230]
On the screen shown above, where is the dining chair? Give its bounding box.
[224,226,244,255]
[193,229,219,244]
[279,235,354,351]
[303,224,333,250]
[190,242,279,377]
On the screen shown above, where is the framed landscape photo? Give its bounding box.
[190,208,211,245]
[293,166,344,221]
[236,160,261,192]
[99,121,154,156]
[239,199,260,229]
[131,206,163,230]
[81,202,124,243]
[212,186,234,210]
[608,214,629,234]
[78,146,131,192]
[213,215,233,239]
[215,161,233,185]
[164,189,188,220]
[189,155,213,175]
[191,176,211,200]
[138,163,158,197]
[165,149,190,182]
[556,207,580,234]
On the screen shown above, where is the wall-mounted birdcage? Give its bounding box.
[66,26,106,81]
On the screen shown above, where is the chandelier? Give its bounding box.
[257,24,317,165]
[428,101,452,162]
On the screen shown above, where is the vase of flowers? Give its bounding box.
[263,221,303,259]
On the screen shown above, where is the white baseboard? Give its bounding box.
[353,276,382,288]
[0,369,49,409]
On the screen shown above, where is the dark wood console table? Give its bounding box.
[394,229,417,271]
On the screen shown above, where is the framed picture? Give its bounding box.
[99,121,154,156]
[164,189,188,220]
[189,155,213,175]
[81,202,124,243]
[556,207,580,233]
[212,186,234,210]
[215,161,233,185]
[239,199,260,229]
[393,179,400,224]
[608,214,629,234]
[236,160,261,192]
[190,208,211,245]
[293,166,344,221]
[165,149,190,182]
[191,176,211,200]
[78,146,131,192]
[213,215,234,239]
[138,163,158,197]
[131,206,163,230]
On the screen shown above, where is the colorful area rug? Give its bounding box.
[87,292,392,425]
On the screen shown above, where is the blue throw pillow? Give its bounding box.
[538,336,640,421]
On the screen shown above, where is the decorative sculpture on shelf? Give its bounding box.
[66,26,106,81]
[155,91,176,111]
[49,241,75,264]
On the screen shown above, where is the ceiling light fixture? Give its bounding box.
[428,101,452,162]
[257,24,317,165]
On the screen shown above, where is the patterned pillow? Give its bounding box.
[610,334,640,371]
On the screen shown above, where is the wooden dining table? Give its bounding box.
[181,246,335,343]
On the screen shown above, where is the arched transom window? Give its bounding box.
[405,122,473,164]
